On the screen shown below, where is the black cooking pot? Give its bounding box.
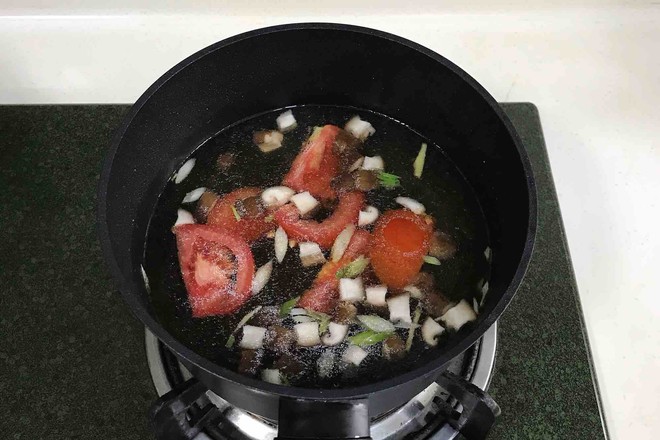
[98,23,536,440]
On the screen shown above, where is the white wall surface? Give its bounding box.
[2,2,659,439]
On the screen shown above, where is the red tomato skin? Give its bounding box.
[282,125,341,200]
[274,191,364,249]
[297,280,338,313]
[174,224,255,317]
[369,209,433,289]
[207,187,272,242]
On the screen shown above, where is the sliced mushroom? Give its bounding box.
[237,349,262,376]
[429,231,457,260]
[383,334,405,360]
[334,301,358,324]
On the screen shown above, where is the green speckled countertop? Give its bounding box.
[0,104,606,439]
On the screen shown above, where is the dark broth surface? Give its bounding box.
[144,105,490,388]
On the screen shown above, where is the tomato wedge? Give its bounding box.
[174,224,255,317]
[369,209,433,289]
[274,191,364,249]
[283,125,341,200]
[298,229,371,313]
[207,187,272,242]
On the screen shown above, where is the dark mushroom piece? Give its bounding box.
[266,325,296,354]
[237,349,262,376]
[195,191,219,222]
[234,195,266,218]
[383,334,406,360]
[273,352,306,376]
[428,231,457,260]
[216,152,235,172]
[352,170,379,192]
[334,301,358,324]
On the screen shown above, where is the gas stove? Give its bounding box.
[146,324,497,440]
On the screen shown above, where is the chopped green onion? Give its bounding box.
[231,204,241,221]
[348,330,393,347]
[226,306,262,348]
[335,256,370,279]
[310,126,323,141]
[377,171,401,189]
[423,256,441,266]
[405,306,422,351]
[357,315,396,333]
[279,296,300,317]
[305,309,331,334]
[413,143,427,178]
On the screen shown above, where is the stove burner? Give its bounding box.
[145,323,497,440]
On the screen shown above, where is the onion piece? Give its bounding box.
[361,155,384,171]
[387,294,411,324]
[140,265,150,293]
[440,299,477,331]
[262,186,295,208]
[276,110,297,133]
[251,260,273,295]
[348,156,365,173]
[421,317,445,346]
[182,187,206,204]
[413,143,427,179]
[322,322,349,346]
[473,297,479,313]
[226,306,262,348]
[331,225,356,262]
[342,345,368,366]
[274,227,288,263]
[290,191,319,216]
[254,130,284,153]
[480,281,489,307]
[395,197,426,214]
[339,277,365,302]
[261,368,282,384]
[405,306,422,351]
[293,315,314,324]
[174,209,195,227]
[174,158,195,184]
[358,205,379,226]
[290,307,308,316]
[365,285,387,306]
[317,350,336,378]
[484,246,492,262]
[295,321,321,346]
[299,242,326,267]
[403,285,423,299]
[239,325,267,350]
[345,116,375,141]
[357,315,395,333]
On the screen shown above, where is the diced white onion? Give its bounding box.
[239,325,267,349]
[473,297,479,313]
[274,227,288,263]
[480,281,489,307]
[388,294,411,324]
[276,110,297,133]
[484,246,492,261]
[348,156,364,172]
[331,225,356,262]
[261,186,295,208]
[358,205,379,227]
[257,131,284,153]
[299,242,326,267]
[365,285,387,306]
[317,350,336,378]
[251,260,273,295]
[140,265,150,293]
[361,155,384,171]
[358,315,395,333]
[290,307,308,316]
[295,321,321,346]
[403,285,424,299]
[182,187,206,204]
[345,116,375,141]
[322,322,349,346]
[290,191,319,216]
[342,345,368,366]
[421,317,445,346]
[174,158,195,184]
[174,209,195,227]
[395,197,426,214]
[261,368,282,384]
[440,299,477,331]
[339,277,365,302]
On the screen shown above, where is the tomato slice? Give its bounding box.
[282,125,341,200]
[274,191,364,249]
[369,209,433,289]
[207,187,272,242]
[174,224,255,317]
[299,229,371,313]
